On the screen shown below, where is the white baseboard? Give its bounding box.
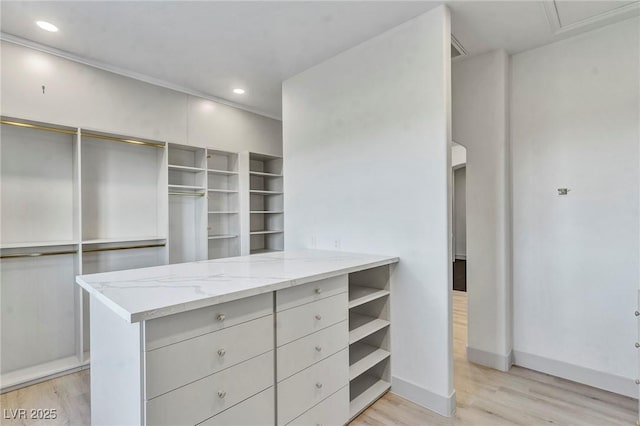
[467,346,513,372]
[513,350,637,398]
[454,254,466,260]
[391,376,456,417]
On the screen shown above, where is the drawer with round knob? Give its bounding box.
[198,386,274,426]
[277,320,348,382]
[277,349,349,425]
[145,314,273,399]
[276,293,348,346]
[145,292,272,351]
[146,350,273,426]
[276,275,347,312]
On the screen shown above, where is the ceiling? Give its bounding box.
[1,1,638,119]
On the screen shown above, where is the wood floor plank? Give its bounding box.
[0,291,636,425]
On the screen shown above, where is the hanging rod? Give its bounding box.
[83,243,166,254]
[0,249,77,259]
[169,192,205,197]
[82,132,165,149]
[1,119,77,136]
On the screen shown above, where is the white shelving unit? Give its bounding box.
[207,149,240,259]
[168,143,206,264]
[348,265,391,420]
[247,152,284,254]
[0,116,282,392]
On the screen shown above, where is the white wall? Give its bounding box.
[283,6,454,415]
[453,167,466,259]
[0,41,282,155]
[511,17,639,397]
[452,50,511,370]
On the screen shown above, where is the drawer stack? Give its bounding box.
[143,293,275,426]
[275,275,350,425]
[348,265,391,420]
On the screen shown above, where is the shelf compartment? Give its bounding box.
[249,171,282,177]
[208,211,239,214]
[0,240,78,250]
[250,190,283,195]
[207,234,238,240]
[168,184,205,191]
[250,211,284,214]
[250,230,284,235]
[349,343,390,381]
[349,286,390,309]
[207,150,238,173]
[208,169,238,176]
[208,189,238,193]
[250,248,279,255]
[168,164,205,173]
[349,313,390,345]
[349,375,391,420]
[82,236,165,245]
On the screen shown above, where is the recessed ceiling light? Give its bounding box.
[233,88,245,95]
[36,21,59,32]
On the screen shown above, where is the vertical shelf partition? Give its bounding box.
[207,149,240,259]
[348,265,392,420]
[248,152,284,254]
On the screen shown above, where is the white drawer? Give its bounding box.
[277,321,348,382]
[146,315,273,399]
[198,387,274,426]
[277,349,348,425]
[287,386,349,426]
[145,293,272,350]
[276,275,347,312]
[146,351,273,426]
[276,293,347,347]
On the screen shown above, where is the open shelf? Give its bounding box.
[250,190,283,195]
[349,313,390,345]
[349,343,390,381]
[249,171,282,177]
[208,211,239,214]
[0,240,78,249]
[168,164,205,173]
[349,375,391,420]
[208,169,238,176]
[349,286,390,309]
[250,248,279,255]
[250,211,284,214]
[82,236,166,245]
[208,234,238,240]
[208,189,238,193]
[250,230,283,235]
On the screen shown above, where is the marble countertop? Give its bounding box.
[76,250,398,323]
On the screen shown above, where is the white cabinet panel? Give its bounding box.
[145,292,272,350]
[276,293,348,346]
[276,275,347,312]
[277,349,349,426]
[277,321,348,382]
[146,351,273,426]
[198,387,274,426]
[146,315,273,399]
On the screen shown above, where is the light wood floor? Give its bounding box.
[1,291,636,425]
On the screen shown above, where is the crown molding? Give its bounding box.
[0,32,282,121]
[543,0,640,37]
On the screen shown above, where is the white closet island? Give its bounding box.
[76,250,397,426]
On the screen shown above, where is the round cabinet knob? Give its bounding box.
[636,379,640,385]
[217,313,225,321]
[315,382,323,389]
[218,348,226,357]
[218,390,226,398]
[635,311,640,317]
[315,288,322,294]
[315,314,322,320]
[635,343,640,349]
[315,345,322,352]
